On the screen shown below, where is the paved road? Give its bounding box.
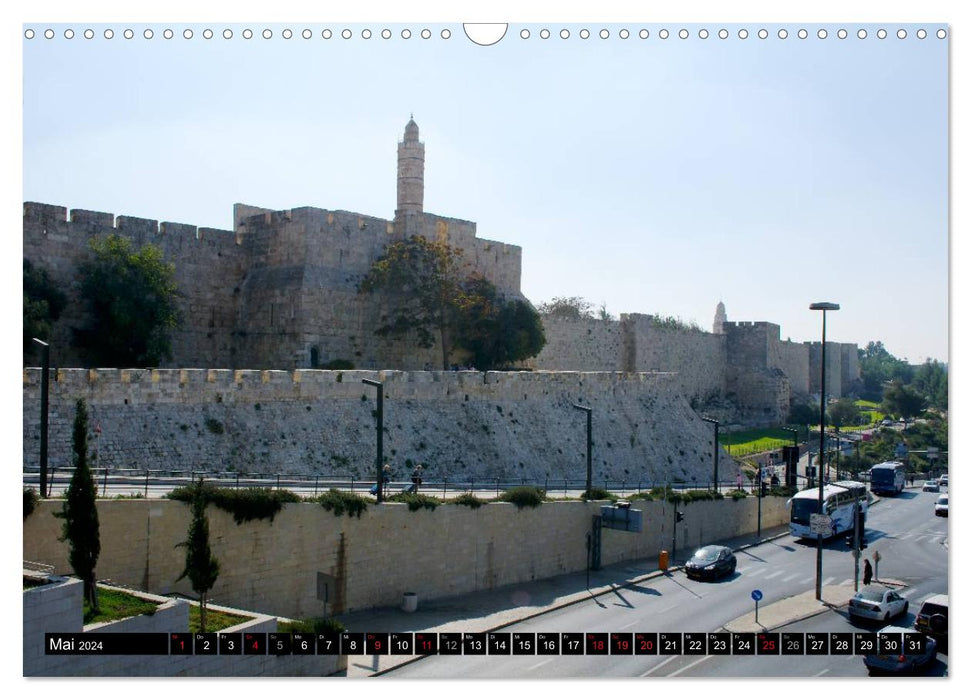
[382,488,947,678]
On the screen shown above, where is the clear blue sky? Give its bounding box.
[19,15,949,365]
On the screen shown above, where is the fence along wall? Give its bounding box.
[23,497,789,620]
[23,368,726,485]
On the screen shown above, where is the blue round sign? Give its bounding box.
[751,589,763,602]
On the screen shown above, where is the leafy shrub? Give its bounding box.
[768,485,797,498]
[204,418,224,435]
[279,617,346,634]
[24,487,39,519]
[581,488,618,501]
[167,484,300,524]
[628,492,655,501]
[386,492,440,511]
[498,485,546,509]
[317,489,369,518]
[452,492,486,509]
[727,489,749,500]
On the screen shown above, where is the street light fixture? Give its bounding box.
[702,417,720,491]
[33,338,50,498]
[810,301,839,601]
[362,378,385,503]
[573,404,593,499]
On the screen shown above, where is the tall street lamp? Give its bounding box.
[33,338,50,498]
[782,427,798,489]
[362,378,385,503]
[810,301,839,601]
[573,404,593,499]
[702,417,720,491]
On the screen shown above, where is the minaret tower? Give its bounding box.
[395,116,425,239]
[713,301,727,334]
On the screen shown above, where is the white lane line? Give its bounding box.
[526,658,553,671]
[901,589,916,598]
[823,576,835,586]
[640,656,678,676]
[800,577,815,584]
[620,620,640,630]
[763,571,784,580]
[839,579,853,586]
[782,574,800,582]
[668,655,714,677]
[814,668,830,677]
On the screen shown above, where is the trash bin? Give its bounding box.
[659,550,669,571]
[401,592,418,613]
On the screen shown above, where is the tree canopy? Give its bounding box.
[858,341,914,401]
[882,382,928,422]
[76,235,181,367]
[911,359,948,411]
[177,480,220,633]
[536,296,595,320]
[827,398,862,428]
[360,236,545,369]
[23,259,67,362]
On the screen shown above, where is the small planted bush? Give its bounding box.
[581,488,618,501]
[316,488,369,518]
[279,617,346,634]
[628,492,655,501]
[167,483,301,524]
[727,489,749,500]
[386,492,440,511]
[498,485,546,509]
[23,487,39,519]
[452,492,486,509]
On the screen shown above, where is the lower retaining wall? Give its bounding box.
[23,496,790,621]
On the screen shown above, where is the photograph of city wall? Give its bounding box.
[23,120,859,482]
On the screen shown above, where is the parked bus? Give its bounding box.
[789,480,868,539]
[870,461,907,496]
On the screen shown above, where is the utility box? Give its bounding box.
[600,502,643,532]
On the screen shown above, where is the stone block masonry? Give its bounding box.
[23,497,791,622]
[23,369,730,486]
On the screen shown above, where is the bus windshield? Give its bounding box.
[790,498,820,524]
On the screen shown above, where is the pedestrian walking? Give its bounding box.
[409,464,423,494]
[370,463,392,495]
[863,558,873,586]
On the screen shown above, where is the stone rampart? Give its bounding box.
[23,369,726,484]
[23,497,791,621]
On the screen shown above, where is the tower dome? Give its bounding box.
[404,116,419,143]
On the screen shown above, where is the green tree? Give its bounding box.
[858,341,914,401]
[76,234,180,367]
[828,398,861,428]
[176,479,221,633]
[359,235,466,369]
[453,275,545,369]
[911,359,948,411]
[882,382,927,422]
[788,401,824,427]
[536,296,594,320]
[56,399,101,611]
[23,259,67,361]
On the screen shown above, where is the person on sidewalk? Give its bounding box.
[863,558,873,586]
[409,464,423,494]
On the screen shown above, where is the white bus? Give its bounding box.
[870,461,907,495]
[788,480,868,539]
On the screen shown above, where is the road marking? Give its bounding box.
[640,656,678,676]
[839,579,853,586]
[763,570,784,580]
[783,573,800,582]
[620,620,640,630]
[901,589,916,597]
[526,658,553,671]
[800,577,814,584]
[814,668,830,676]
[668,655,713,677]
[823,576,835,586]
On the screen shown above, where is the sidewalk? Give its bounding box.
[334,524,842,677]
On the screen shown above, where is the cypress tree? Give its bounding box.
[177,479,220,632]
[57,399,101,611]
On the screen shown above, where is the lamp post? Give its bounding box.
[33,338,50,498]
[362,378,384,503]
[573,404,592,499]
[702,417,720,491]
[810,301,839,600]
[782,427,798,489]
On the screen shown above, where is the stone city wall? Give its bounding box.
[23,497,791,621]
[23,369,727,485]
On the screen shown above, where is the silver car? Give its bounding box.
[863,625,937,675]
[923,480,940,492]
[848,585,909,622]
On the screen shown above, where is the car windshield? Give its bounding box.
[692,548,720,562]
[939,497,948,505]
[856,588,885,602]
[920,603,946,616]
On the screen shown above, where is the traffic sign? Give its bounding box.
[810,514,833,536]
[751,590,763,602]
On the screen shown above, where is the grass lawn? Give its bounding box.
[83,587,159,625]
[721,427,804,457]
[189,604,252,633]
